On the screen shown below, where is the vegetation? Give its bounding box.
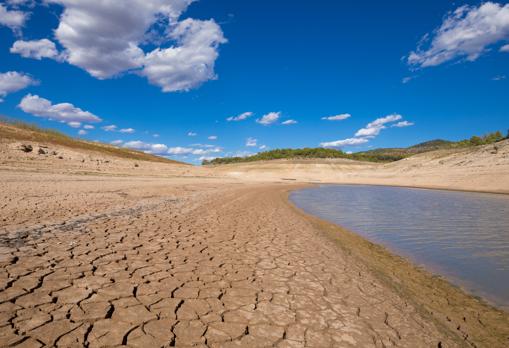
[0,117,184,165]
[203,130,506,165]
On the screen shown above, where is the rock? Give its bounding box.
[57,156,64,159]
[51,151,58,155]
[20,144,33,153]
[38,148,46,155]
[134,163,139,167]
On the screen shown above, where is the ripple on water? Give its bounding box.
[290,185,509,309]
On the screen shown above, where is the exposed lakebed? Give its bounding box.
[290,184,509,309]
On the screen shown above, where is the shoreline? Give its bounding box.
[298,181,509,196]
[282,186,509,347]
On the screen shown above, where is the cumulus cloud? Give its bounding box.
[10,39,62,60]
[119,128,135,134]
[320,137,369,148]
[123,141,151,150]
[246,137,257,147]
[83,124,95,129]
[256,112,280,125]
[208,135,217,140]
[110,140,123,146]
[321,113,351,121]
[18,94,102,123]
[102,125,117,131]
[199,156,218,162]
[123,141,170,154]
[408,2,509,68]
[282,119,297,125]
[501,44,509,52]
[259,145,267,150]
[402,76,414,84]
[67,121,81,128]
[391,120,414,128]
[320,114,411,149]
[187,131,197,136]
[0,4,27,33]
[148,144,168,154]
[0,71,37,101]
[142,18,227,92]
[78,129,87,135]
[167,146,193,155]
[227,111,253,121]
[23,1,225,92]
[355,114,402,137]
[167,146,221,155]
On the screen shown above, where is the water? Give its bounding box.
[290,185,509,309]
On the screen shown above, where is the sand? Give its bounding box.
[1,136,509,347]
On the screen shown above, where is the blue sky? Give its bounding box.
[0,0,508,164]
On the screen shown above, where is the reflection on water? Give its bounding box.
[290,185,509,309]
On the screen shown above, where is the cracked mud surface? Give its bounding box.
[0,172,503,347]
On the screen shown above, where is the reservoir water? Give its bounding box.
[290,185,509,309]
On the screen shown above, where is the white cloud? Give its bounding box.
[259,145,267,150]
[199,156,218,162]
[320,114,411,149]
[355,114,402,137]
[227,111,253,121]
[0,4,27,33]
[191,147,221,155]
[110,140,123,146]
[148,144,168,154]
[0,71,37,101]
[167,146,193,155]
[67,121,81,128]
[102,125,117,131]
[83,124,95,129]
[402,76,414,84]
[321,113,351,121]
[123,141,151,150]
[246,137,257,147]
[153,133,160,138]
[78,129,87,135]
[167,146,221,155]
[18,94,102,123]
[408,2,509,68]
[119,128,135,134]
[282,119,297,125]
[142,18,227,92]
[124,141,170,154]
[28,1,225,92]
[392,120,414,128]
[187,131,197,136]
[501,44,509,52]
[256,112,280,125]
[10,39,62,60]
[320,137,369,148]
[208,135,217,140]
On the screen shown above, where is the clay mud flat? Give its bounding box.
[1,171,508,348]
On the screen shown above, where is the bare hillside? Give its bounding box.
[213,140,509,193]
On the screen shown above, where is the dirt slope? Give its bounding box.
[213,140,509,193]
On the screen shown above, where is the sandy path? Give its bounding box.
[0,173,466,348]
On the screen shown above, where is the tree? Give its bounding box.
[470,136,483,146]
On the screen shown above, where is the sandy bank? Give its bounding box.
[212,140,509,194]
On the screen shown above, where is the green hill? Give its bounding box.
[204,131,506,165]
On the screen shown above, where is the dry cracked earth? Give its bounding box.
[0,172,460,347]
